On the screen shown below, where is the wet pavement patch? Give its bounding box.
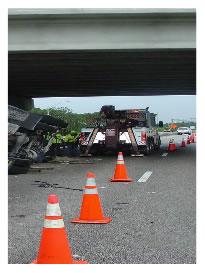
[31,181,83,191]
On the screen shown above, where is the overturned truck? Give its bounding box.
[8,105,68,174]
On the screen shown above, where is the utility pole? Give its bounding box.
[47,101,70,115]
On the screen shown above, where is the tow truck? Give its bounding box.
[79,105,163,156]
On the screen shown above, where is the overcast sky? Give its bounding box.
[34,95,196,123]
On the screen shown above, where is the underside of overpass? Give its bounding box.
[8,49,196,98]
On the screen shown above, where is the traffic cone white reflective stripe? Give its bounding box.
[44,198,65,228]
[46,203,62,216]
[117,154,124,161]
[86,177,96,187]
[44,219,65,228]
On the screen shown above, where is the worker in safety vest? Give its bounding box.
[64,131,79,156]
[43,132,51,145]
[72,131,80,155]
[64,132,74,155]
[52,131,63,155]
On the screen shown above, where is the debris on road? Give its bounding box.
[49,159,95,164]
[28,166,54,172]
[68,160,95,164]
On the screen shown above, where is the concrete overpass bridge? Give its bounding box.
[8,9,196,110]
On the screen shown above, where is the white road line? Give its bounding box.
[161,153,168,157]
[138,171,152,183]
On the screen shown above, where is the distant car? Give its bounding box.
[164,127,171,132]
[177,127,192,135]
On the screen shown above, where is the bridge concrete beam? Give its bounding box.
[8,8,196,51]
[8,9,196,103]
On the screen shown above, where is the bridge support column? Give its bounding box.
[8,96,34,111]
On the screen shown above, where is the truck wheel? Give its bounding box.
[80,146,87,154]
[154,137,161,150]
[150,140,154,151]
[144,143,150,156]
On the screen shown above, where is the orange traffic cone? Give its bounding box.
[191,133,196,143]
[194,133,196,142]
[30,195,88,264]
[181,138,186,147]
[187,136,190,144]
[110,152,133,182]
[190,134,195,143]
[71,173,112,224]
[168,139,176,151]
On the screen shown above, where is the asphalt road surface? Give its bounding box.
[8,134,196,264]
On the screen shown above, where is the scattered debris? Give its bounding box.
[68,160,95,164]
[50,159,95,164]
[72,254,81,258]
[29,166,54,172]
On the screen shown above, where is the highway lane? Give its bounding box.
[8,134,196,264]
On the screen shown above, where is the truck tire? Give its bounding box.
[80,146,87,155]
[8,158,32,174]
[154,137,161,150]
[150,139,154,151]
[144,142,151,156]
